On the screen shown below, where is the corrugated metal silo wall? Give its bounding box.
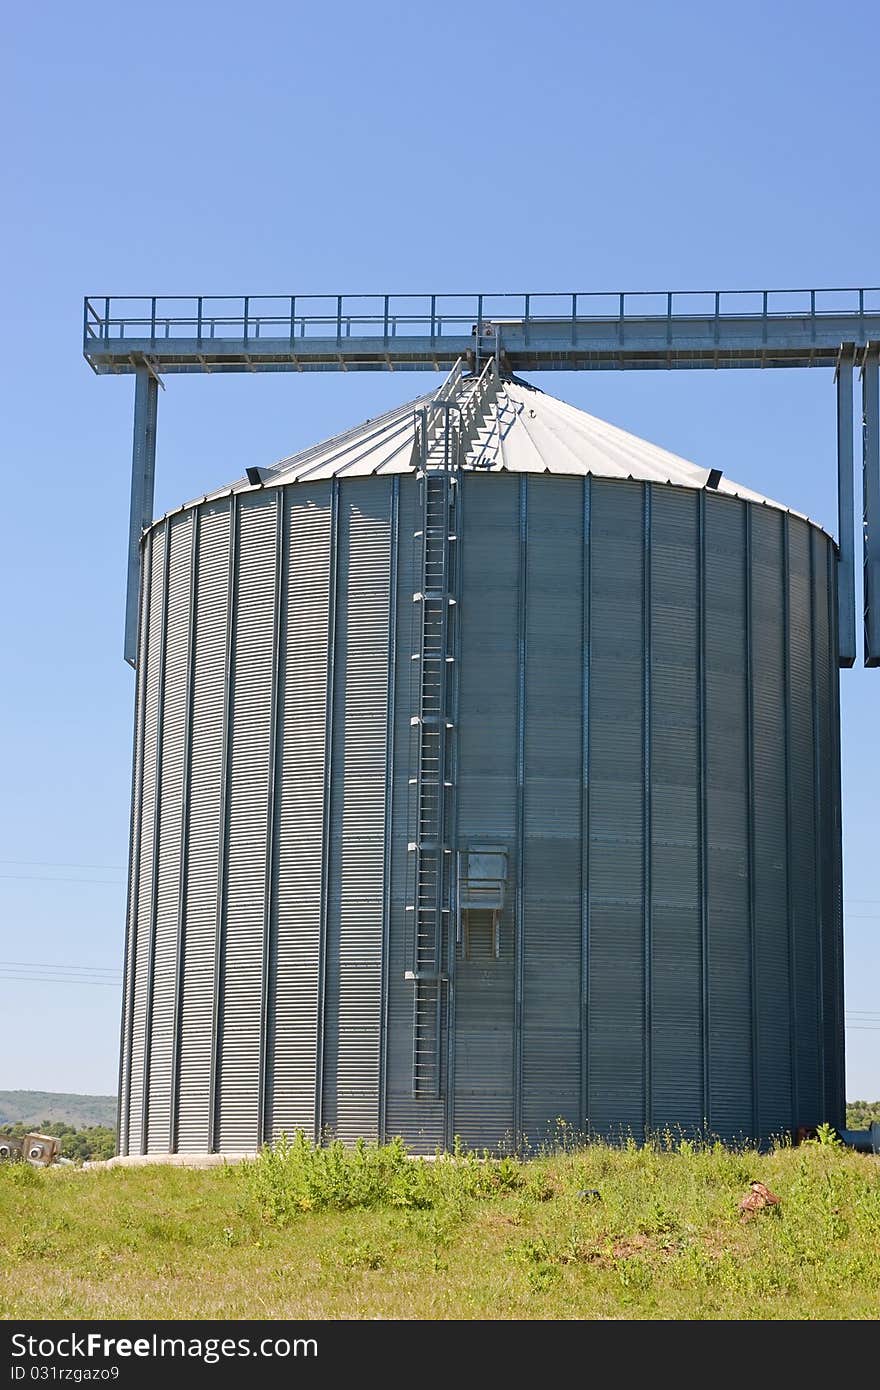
[119,473,844,1155]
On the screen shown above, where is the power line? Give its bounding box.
[0,969,121,979]
[0,960,120,974]
[2,858,877,912]
[0,975,121,987]
[0,873,124,886]
[0,859,125,872]
[0,957,873,996]
[19,974,871,1013]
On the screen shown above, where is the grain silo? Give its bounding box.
[118,359,844,1156]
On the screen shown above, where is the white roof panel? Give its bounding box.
[170,364,817,528]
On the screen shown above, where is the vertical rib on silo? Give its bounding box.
[826,540,846,1127]
[642,486,653,1138]
[170,510,198,1152]
[744,508,760,1142]
[147,511,195,1151]
[579,478,592,1137]
[787,518,821,1124]
[697,492,710,1129]
[453,473,517,1152]
[176,501,231,1152]
[215,492,278,1151]
[781,518,798,1131]
[258,497,285,1146]
[266,483,334,1144]
[128,523,167,1153]
[323,480,392,1144]
[750,508,792,1140]
[208,497,237,1152]
[378,477,399,1144]
[587,480,645,1141]
[648,486,702,1136]
[704,495,751,1142]
[140,525,171,1154]
[513,475,526,1148]
[316,480,339,1142]
[119,533,152,1155]
[813,528,835,1124]
[521,477,582,1146]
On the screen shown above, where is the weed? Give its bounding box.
[0,1163,41,1191]
[332,1233,391,1271]
[527,1262,560,1293]
[239,1131,529,1225]
[12,1232,57,1260]
[814,1122,842,1148]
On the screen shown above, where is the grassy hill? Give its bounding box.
[0,1091,116,1130]
[1,1134,877,1319]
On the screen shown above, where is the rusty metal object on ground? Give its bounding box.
[738,1180,781,1218]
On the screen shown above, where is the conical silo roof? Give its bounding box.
[180,360,810,523]
[253,366,800,517]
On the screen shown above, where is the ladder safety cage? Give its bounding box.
[404,363,474,1099]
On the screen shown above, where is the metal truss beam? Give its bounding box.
[84,289,880,376]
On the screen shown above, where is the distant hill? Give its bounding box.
[0,1091,116,1129]
[2,1090,875,1140]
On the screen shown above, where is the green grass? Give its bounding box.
[1,1134,878,1320]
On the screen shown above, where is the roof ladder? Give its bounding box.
[457,357,500,464]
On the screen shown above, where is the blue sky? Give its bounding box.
[2,0,878,1102]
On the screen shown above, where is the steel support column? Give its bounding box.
[125,366,159,666]
[862,349,880,666]
[836,353,856,667]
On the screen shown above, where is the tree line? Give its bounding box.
[1,1120,116,1162]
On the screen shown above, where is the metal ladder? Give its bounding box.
[406,410,461,1098]
[405,357,501,1097]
